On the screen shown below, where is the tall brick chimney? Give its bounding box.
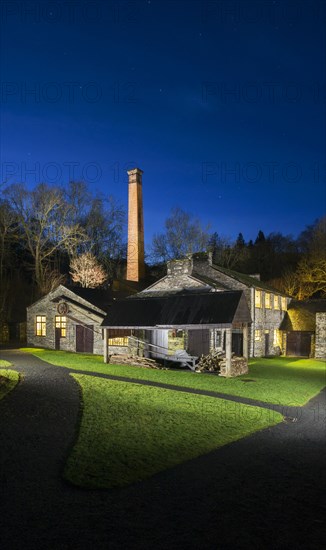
[126,168,145,281]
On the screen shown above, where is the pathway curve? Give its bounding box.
[0,349,325,550]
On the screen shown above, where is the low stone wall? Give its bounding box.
[315,312,326,358]
[219,357,248,377]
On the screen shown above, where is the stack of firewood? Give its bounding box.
[195,350,228,373]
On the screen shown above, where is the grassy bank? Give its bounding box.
[65,375,283,488]
[0,366,19,400]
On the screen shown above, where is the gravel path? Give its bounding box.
[0,349,325,550]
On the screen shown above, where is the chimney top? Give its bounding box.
[127,168,143,177]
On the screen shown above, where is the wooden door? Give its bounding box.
[188,329,210,356]
[76,325,94,353]
[287,332,312,356]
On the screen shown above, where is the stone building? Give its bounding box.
[280,299,326,358]
[134,253,289,358]
[26,284,135,355]
[102,289,252,376]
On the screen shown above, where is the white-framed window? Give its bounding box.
[274,295,280,309]
[55,316,67,337]
[214,330,222,348]
[265,293,271,309]
[36,315,46,336]
[255,329,262,341]
[255,290,262,308]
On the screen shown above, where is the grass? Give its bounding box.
[0,366,19,400]
[0,359,12,368]
[65,375,283,488]
[22,348,326,406]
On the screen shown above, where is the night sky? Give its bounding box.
[1,0,325,248]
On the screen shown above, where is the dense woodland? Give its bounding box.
[0,181,325,325]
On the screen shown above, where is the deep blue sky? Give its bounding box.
[1,0,325,248]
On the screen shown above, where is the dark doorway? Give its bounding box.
[188,329,210,356]
[232,332,243,355]
[286,332,312,357]
[76,325,94,353]
[55,328,61,350]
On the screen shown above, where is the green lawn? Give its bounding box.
[23,348,326,406]
[65,374,283,488]
[0,366,19,400]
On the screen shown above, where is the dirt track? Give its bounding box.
[0,349,325,550]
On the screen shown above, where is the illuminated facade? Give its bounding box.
[139,253,290,357]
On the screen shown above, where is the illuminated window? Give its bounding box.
[281,297,287,311]
[273,329,279,346]
[265,293,271,309]
[274,295,280,309]
[36,315,46,336]
[55,316,67,337]
[255,329,261,341]
[108,337,129,346]
[108,329,130,346]
[255,290,262,308]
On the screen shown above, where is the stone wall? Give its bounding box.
[192,256,247,291]
[315,312,326,358]
[219,357,248,377]
[143,258,205,292]
[253,302,287,356]
[192,256,288,357]
[27,286,105,355]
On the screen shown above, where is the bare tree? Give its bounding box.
[70,252,107,288]
[0,199,19,319]
[64,182,126,276]
[4,183,87,293]
[151,207,210,262]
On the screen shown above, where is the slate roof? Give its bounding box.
[102,290,251,328]
[280,299,326,331]
[210,263,287,293]
[48,285,122,312]
[192,271,230,290]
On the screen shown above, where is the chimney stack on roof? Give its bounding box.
[126,168,145,282]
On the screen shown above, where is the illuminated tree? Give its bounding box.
[295,257,326,299]
[70,252,107,288]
